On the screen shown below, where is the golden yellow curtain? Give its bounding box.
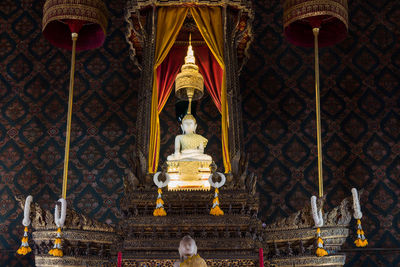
[148,7,188,173]
[190,6,231,172]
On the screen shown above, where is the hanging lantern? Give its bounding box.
[43,0,108,51]
[283,0,348,48]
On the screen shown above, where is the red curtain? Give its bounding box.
[156,46,187,112]
[194,46,223,113]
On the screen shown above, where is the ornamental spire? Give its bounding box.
[185,34,195,65]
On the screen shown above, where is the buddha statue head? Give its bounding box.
[181,114,197,134]
[174,235,207,267]
[178,235,197,259]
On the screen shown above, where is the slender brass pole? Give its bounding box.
[187,34,193,115]
[313,28,323,198]
[187,97,193,114]
[187,88,194,115]
[62,32,78,199]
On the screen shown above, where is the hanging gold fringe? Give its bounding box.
[153,188,167,216]
[210,188,224,216]
[17,226,32,255]
[48,228,63,257]
[315,228,328,257]
[354,219,368,247]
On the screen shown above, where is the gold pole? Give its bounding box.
[187,88,194,115]
[313,28,323,198]
[62,32,78,199]
[187,34,193,115]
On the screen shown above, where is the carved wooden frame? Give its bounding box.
[125,0,254,177]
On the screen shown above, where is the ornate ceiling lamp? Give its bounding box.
[41,0,108,257]
[283,0,351,257]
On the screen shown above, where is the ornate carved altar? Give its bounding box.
[21,174,353,266]
[22,0,353,266]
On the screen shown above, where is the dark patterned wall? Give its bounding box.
[240,1,400,266]
[0,0,399,266]
[0,0,139,265]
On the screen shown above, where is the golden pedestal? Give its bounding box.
[167,160,212,191]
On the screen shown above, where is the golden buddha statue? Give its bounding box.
[174,236,207,267]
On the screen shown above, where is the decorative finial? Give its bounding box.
[185,33,195,65]
[175,32,204,116]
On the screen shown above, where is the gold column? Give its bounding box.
[313,28,323,198]
[62,33,78,199]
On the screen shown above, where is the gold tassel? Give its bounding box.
[153,207,167,216]
[17,227,32,255]
[213,197,219,204]
[354,219,368,247]
[153,188,167,216]
[210,188,224,216]
[48,228,63,257]
[315,228,328,257]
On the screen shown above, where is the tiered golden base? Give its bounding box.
[167,160,212,191]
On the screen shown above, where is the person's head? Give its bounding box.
[181,114,197,134]
[178,235,197,259]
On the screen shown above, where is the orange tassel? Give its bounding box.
[17,226,32,255]
[154,188,167,216]
[316,247,328,257]
[315,228,328,257]
[354,220,368,247]
[210,188,224,216]
[49,227,63,257]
